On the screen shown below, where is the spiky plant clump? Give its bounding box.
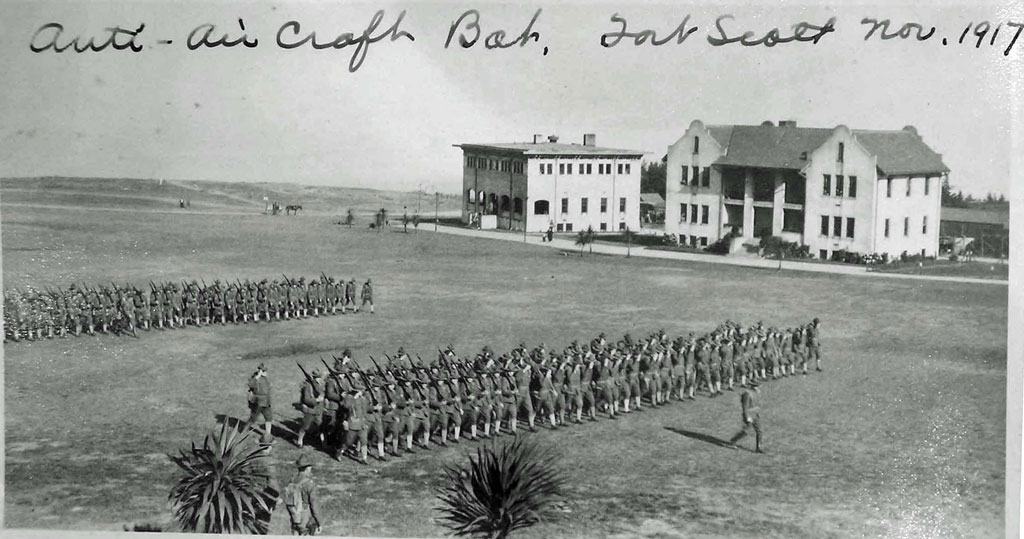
[436,437,566,539]
[168,419,278,534]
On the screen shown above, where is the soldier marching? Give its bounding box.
[3,274,375,342]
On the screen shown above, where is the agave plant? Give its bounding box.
[436,437,566,539]
[168,419,278,534]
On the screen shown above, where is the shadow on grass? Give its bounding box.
[214,413,340,458]
[663,427,741,450]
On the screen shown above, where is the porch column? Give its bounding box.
[772,173,786,236]
[743,169,754,238]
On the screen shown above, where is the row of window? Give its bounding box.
[684,235,709,247]
[679,203,710,225]
[466,156,525,174]
[549,197,628,215]
[680,166,711,187]
[819,215,856,239]
[822,174,857,198]
[885,176,932,198]
[539,162,632,176]
[883,216,928,238]
[555,222,628,232]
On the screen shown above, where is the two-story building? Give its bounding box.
[665,120,949,260]
[455,134,645,233]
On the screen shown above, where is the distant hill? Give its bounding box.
[0,177,462,217]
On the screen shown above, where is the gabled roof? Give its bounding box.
[941,207,1009,227]
[702,124,949,176]
[455,142,644,157]
[640,193,665,209]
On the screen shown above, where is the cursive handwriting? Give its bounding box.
[187,18,259,50]
[445,9,542,50]
[600,13,699,47]
[707,14,836,47]
[861,18,935,41]
[276,10,414,72]
[30,22,145,53]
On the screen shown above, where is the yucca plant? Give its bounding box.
[167,419,278,534]
[436,437,566,539]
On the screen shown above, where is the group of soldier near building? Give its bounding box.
[247,318,823,463]
[2,276,375,342]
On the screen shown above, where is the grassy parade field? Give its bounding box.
[2,180,1008,538]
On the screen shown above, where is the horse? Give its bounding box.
[285,205,302,216]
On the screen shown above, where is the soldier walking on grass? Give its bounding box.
[247,363,274,447]
[359,279,374,314]
[729,381,764,453]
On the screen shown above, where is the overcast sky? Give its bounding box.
[0,1,1016,196]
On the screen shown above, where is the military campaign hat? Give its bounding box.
[257,362,267,371]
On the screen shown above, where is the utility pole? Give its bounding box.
[435,192,439,231]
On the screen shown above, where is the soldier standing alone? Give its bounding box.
[247,363,274,447]
[284,454,322,535]
[729,381,763,453]
[359,279,374,314]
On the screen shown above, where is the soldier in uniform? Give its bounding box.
[514,362,536,431]
[247,363,274,446]
[322,369,344,455]
[296,369,325,449]
[720,334,735,391]
[344,279,356,313]
[284,454,321,536]
[808,318,822,372]
[341,387,370,463]
[359,279,374,314]
[729,381,764,453]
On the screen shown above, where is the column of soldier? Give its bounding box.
[2,275,375,342]
[266,318,822,464]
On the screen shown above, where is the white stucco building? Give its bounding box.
[455,134,644,233]
[665,120,949,260]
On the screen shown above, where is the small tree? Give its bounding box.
[574,230,588,257]
[623,227,635,258]
[436,438,566,539]
[344,209,355,227]
[167,419,278,534]
[412,214,421,232]
[585,226,596,254]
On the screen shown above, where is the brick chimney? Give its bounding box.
[583,133,596,146]
[533,134,544,144]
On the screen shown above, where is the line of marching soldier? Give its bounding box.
[273,318,822,464]
[3,276,375,342]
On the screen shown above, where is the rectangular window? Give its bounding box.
[884,218,890,238]
[922,216,928,234]
[565,223,573,232]
[561,198,568,214]
[585,163,593,175]
[846,218,855,239]
[906,177,912,196]
[581,198,588,214]
[681,166,689,185]
[680,204,687,222]
[547,164,553,174]
[701,205,709,224]
[692,166,699,184]
[556,223,564,232]
[620,197,626,213]
[693,136,700,154]
[700,237,708,247]
[559,163,565,175]
[848,176,857,198]
[701,167,710,187]
[600,223,607,231]
[835,175,844,197]
[838,142,845,163]
[886,178,892,198]
[921,248,926,257]
[566,163,573,175]
[690,235,698,247]
[600,197,607,213]
[904,217,909,236]
[617,163,623,174]
[618,222,625,231]
[690,204,698,224]
[925,177,931,195]
[625,164,631,174]
[782,209,803,232]
[819,249,828,260]
[823,174,832,196]
[833,216,842,237]
[820,215,829,236]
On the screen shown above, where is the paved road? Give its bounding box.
[429,225,1009,286]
